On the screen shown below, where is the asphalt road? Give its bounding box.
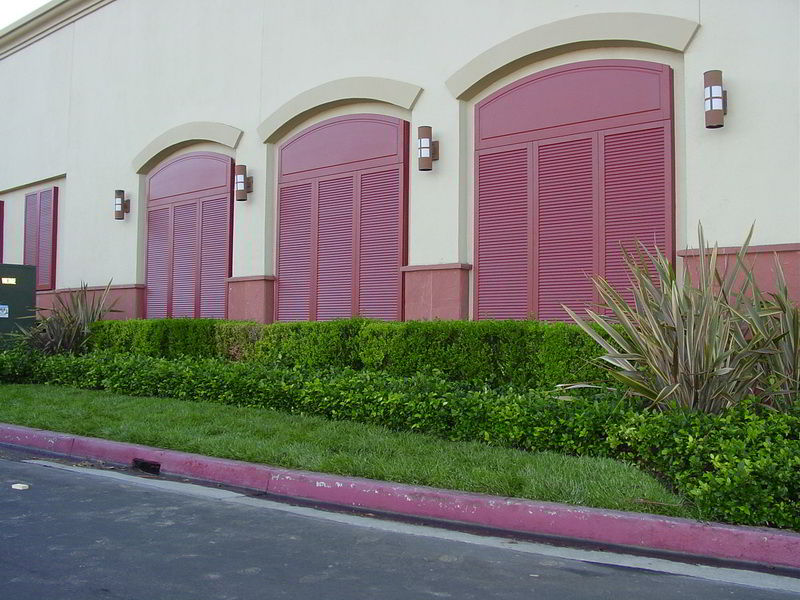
[0,451,798,600]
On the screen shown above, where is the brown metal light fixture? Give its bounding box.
[114,189,130,220]
[704,70,727,129]
[235,164,253,201]
[417,126,439,171]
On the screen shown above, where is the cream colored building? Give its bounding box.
[0,0,798,321]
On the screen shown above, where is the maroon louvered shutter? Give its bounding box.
[316,176,354,320]
[146,153,232,320]
[0,201,4,263]
[601,123,672,304]
[278,115,407,321]
[36,188,58,291]
[23,192,38,268]
[476,146,530,319]
[171,203,198,318]
[358,168,402,320]
[146,207,170,318]
[475,60,673,321]
[23,188,58,290]
[535,135,596,320]
[200,196,230,318]
[278,183,313,321]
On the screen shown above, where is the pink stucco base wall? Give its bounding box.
[678,243,800,304]
[36,284,145,320]
[226,276,276,323]
[402,264,471,321]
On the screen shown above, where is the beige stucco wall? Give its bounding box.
[0,0,797,290]
[682,0,800,248]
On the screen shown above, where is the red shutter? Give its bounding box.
[474,60,674,321]
[171,203,198,318]
[316,176,354,320]
[23,193,38,268]
[277,182,313,321]
[146,207,170,319]
[535,136,596,320]
[200,196,230,318]
[278,115,407,322]
[146,153,233,320]
[601,123,671,304]
[358,168,402,320]
[0,201,4,263]
[476,146,529,319]
[34,188,58,291]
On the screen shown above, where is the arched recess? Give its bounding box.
[447,12,698,99]
[145,151,233,319]
[474,59,674,321]
[258,77,422,143]
[132,122,243,174]
[276,114,408,322]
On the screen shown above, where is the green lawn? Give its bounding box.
[0,384,690,517]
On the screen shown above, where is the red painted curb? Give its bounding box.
[1,423,798,569]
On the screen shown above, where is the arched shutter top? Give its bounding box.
[148,152,232,203]
[476,60,672,150]
[279,114,406,182]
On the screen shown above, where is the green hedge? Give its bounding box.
[608,406,800,531]
[2,348,797,530]
[89,317,609,389]
[90,318,219,359]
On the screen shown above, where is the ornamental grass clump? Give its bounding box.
[17,281,117,355]
[565,226,798,413]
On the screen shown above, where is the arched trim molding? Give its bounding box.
[446,12,699,99]
[257,77,423,143]
[132,122,244,174]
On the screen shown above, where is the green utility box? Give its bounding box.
[0,264,37,346]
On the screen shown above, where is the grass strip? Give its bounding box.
[0,384,690,518]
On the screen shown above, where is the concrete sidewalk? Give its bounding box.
[1,422,798,573]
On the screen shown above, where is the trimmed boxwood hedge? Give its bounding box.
[1,348,797,530]
[89,318,219,359]
[89,317,610,389]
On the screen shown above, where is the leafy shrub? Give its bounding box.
[356,319,608,389]
[90,318,219,358]
[4,348,796,529]
[215,320,266,361]
[90,317,608,390]
[608,404,800,529]
[0,347,40,383]
[18,282,116,355]
[254,319,367,370]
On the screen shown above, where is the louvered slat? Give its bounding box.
[23,192,39,268]
[317,176,354,320]
[171,203,197,317]
[146,207,170,319]
[536,137,595,320]
[477,147,529,320]
[603,126,668,305]
[199,196,229,318]
[278,183,313,321]
[359,168,401,320]
[36,189,57,290]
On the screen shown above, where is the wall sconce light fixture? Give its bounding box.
[235,164,253,201]
[417,126,439,171]
[704,70,727,128]
[114,189,130,220]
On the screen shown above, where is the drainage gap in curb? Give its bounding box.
[132,458,161,476]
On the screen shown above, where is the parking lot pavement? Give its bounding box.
[1,453,798,600]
